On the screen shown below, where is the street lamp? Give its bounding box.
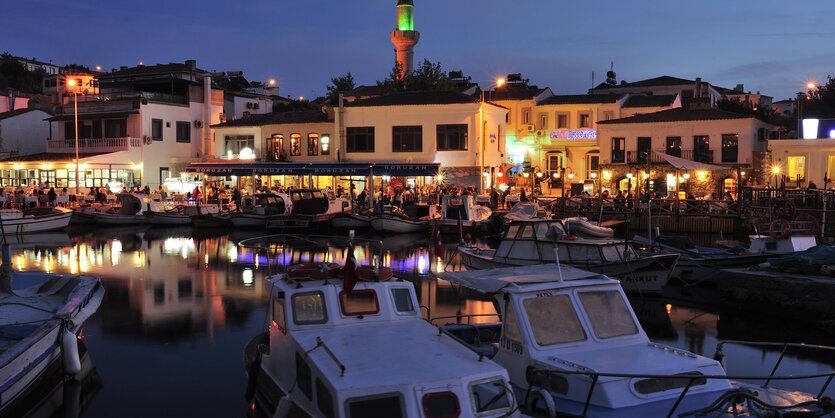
[67,79,82,196]
[263,79,276,113]
[480,77,507,192]
[797,81,817,138]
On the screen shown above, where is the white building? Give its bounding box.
[0,108,53,155]
[590,76,724,109]
[16,57,61,75]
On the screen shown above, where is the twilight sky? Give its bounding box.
[3,0,834,100]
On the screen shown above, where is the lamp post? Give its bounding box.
[534,167,543,201]
[67,79,81,196]
[797,82,816,138]
[480,77,506,192]
[263,79,276,113]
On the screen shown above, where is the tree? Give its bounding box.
[325,72,356,105]
[716,97,783,127]
[805,75,835,119]
[376,59,454,94]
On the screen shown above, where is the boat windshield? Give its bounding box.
[313,191,325,199]
[577,291,638,339]
[567,245,601,263]
[599,244,624,262]
[523,295,586,345]
[470,377,512,414]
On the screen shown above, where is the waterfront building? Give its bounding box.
[0,108,53,156]
[768,137,835,189]
[597,105,776,198]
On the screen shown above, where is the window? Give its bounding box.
[635,372,706,395]
[436,124,468,151]
[556,112,569,129]
[693,136,710,163]
[346,127,375,152]
[602,110,615,121]
[105,119,127,138]
[272,291,286,333]
[521,107,531,125]
[578,112,592,128]
[225,135,255,155]
[348,394,404,418]
[422,392,459,418]
[296,353,312,399]
[537,113,548,130]
[523,295,586,345]
[177,279,192,299]
[292,292,327,325]
[176,121,191,143]
[339,290,379,316]
[721,134,738,163]
[290,133,301,156]
[787,156,806,181]
[316,378,335,418]
[392,126,423,152]
[586,153,600,179]
[390,288,416,314]
[270,134,284,161]
[153,283,165,305]
[470,378,512,414]
[502,303,522,342]
[637,137,651,164]
[666,136,681,157]
[578,291,638,339]
[611,137,625,163]
[308,133,319,156]
[152,118,163,141]
[320,134,330,155]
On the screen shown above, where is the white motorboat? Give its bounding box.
[0,269,105,416]
[330,212,372,229]
[437,264,835,417]
[92,193,150,225]
[146,202,219,226]
[230,193,291,228]
[427,195,492,234]
[457,219,677,293]
[370,215,429,233]
[0,207,73,234]
[244,262,518,418]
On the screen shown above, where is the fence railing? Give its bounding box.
[46,137,142,153]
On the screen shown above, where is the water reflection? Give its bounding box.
[4,227,834,417]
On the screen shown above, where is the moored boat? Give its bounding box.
[230,193,291,228]
[244,261,518,418]
[437,264,835,417]
[370,215,429,233]
[0,207,73,234]
[330,212,372,229]
[91,193,150,226]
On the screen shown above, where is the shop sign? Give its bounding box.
[550,129,597,141]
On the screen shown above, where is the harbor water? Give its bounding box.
[8,226,835,418]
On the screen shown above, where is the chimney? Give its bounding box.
[735,84,744,93]
[694,78,702,99]
[185,59,197,71]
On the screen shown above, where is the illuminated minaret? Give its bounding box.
[390,0,420,80]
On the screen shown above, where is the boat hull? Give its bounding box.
[370,216,428,233]
[330,214,371,229]
[192,214,232,229]
[92,213,148,226]
[0,210,72,234]
[146,211,193,226]
[230,214,266,228]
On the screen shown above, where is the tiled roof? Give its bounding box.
[538,94,624,105]
[598,108,757,125]
[622,95,677,108]
[0,108,51,121]
[596,75,695,89]
[213,110,330,127]
[487,86,546,101]
[344,90,480,107]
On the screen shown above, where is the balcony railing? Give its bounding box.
[46,137,143,153]
[620,150,715,164]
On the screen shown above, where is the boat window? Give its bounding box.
[634,372,706,395]
[301,191,313,199]
[316,378,335,418]
[272,291,286,333]
[339,290,379,316]
[296,353,312,399]
[519,224,534,239]
[390,288,416,315]
[422,391,460,418]
[502,302,522,342]
[600,245,623,262]
[313,191,325,198]
[348,393,404,418]
[470,377,511,414]
[534,222,551,240]
[578,291,639,339]
[523,295,586,345]
[566,245,599,263]
[505,224,520,239]
[292,292,328,325]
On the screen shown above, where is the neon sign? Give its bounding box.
[550,129,597,140]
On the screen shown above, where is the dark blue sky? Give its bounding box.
[4,0,834,100]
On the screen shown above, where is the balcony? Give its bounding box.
[622,150,714,164]
[46,137,143,153]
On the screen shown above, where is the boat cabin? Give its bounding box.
[261,265,517,418]
[496,220,634,265]
[288,189,329,216]
[323,190,352,215]
[440,264,731,416]
[240,193,291,216]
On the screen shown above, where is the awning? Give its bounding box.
[185,161,440,177]
[46,110,139,122]
[652,151,726,171]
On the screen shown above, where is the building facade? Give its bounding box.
[0,108,53,155]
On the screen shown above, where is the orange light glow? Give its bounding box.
[67,79,77,87]
[495,78,506,88]
[807,82,817,90]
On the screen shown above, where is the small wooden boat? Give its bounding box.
[91,194,150,226]
[244,262,516,418]
[330,212,372,229]
[0,207,73,234]
[146,203,220,226]
[191,213,232,229]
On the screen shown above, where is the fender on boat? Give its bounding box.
[62,328,82,375]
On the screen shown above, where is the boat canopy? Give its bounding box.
[185,161,440,177]
[438,264,614,294]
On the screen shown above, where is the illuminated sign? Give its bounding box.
[802,119,819,139]
[550,129,597,140]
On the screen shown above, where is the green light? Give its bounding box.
[397,5,414,31]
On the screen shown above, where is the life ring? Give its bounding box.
[769,219,791,240]
[355,266,393,281]
[286,262,341,279]
[795,214,821,236]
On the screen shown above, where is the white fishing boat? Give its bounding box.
[370,215,429,233]
[145,202,220,226]
[91,193,151,226]
[0,207,73,234]
[330,212,372,229]
[244,262,518,418]
[437,264,835,417]
[0,269,105,416]
[457,219,677,293]
[427,195,492,233]
[230,193,291,228]
[748,218,818,255]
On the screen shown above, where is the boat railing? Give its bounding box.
[715,340,835,391]
[527,366,835,418]
[428,313,501,326]
[314,336,346,377]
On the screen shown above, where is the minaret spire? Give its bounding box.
[390,0,420,80]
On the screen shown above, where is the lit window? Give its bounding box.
[290,133,301,156]
[339,290,379,316]
[787,156,806,181]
